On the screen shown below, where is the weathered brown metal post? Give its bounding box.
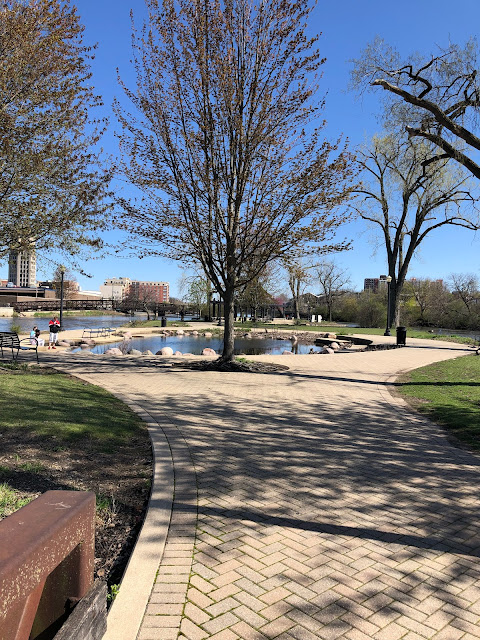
[0,490,95,640]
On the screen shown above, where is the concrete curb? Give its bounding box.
[103,402,174,640]
[48,362,175,640]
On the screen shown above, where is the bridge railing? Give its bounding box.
[0,490,104,640]
[13,299,115,312]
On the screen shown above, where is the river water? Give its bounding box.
[0,314,135,334]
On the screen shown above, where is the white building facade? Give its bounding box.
[8,250,36,287]
[99,277,132,302]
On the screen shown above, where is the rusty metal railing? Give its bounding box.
[0,490,96,640]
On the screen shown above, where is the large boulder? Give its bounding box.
[204,332,213,338]
[143,350,154,356]
[282,350,294,355]
[57,340,70,347]
[176,329,184,335]
[192,331,199,336]
[174,351,183,356]
[130,349,142,356]
[105,348,123,356]
[158,347,174,356]
[330,342,340,351]
[202,348,216,356]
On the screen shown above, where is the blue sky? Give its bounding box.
[2,0,479,295]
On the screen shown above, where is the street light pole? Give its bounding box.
[59,265,66,328]
[384,275,392,336]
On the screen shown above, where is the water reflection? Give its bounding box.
[74,335,323,356]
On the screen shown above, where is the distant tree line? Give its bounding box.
[300,274,480,330]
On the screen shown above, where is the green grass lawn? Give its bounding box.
[0,365,151,524]
[0,364,152,584]
[396,355,480,450]
[0,368,144,447]
[0,482,31,517]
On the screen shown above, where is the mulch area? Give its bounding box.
[173,359,290,373]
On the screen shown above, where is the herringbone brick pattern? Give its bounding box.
[54,341,480,639]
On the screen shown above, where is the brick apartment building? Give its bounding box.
[129,281,169,303]
[364,275,388,293]
[129,280,170,303]
[99,278,170,303]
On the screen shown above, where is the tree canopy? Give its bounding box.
[116,0,355,362]
[0,0,110,262]
[352,37,480,180]
[353,135,478,324]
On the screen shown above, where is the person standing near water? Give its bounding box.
[48,317,60,349]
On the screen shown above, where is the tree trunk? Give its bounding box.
[293,284,300,321]
[221,286,236,362]
[389,281,401,328]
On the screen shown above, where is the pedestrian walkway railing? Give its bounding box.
[0,490,105,640]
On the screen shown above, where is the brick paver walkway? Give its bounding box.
[52,339,480,639]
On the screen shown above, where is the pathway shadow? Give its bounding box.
[58,356,480,626]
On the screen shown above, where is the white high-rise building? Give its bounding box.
[8,249,36,287]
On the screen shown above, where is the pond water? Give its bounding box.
[75,334,323,356]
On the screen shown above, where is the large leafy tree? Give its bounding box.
[0,0,110,261]
[116,0,354,363]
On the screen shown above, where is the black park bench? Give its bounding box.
[0,331,39,364]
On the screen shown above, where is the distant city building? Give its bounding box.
[364,275,388,293]
[8,249,36,287]
[129,280,169,303]
[364,278,379,293]
[378,275,389,290]
[99,277,132,301]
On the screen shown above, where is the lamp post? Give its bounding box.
[59,265,66,328]
[384,275,392,336]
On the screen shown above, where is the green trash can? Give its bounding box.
[396,326,407,346]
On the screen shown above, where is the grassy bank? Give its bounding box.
[0,363,152,584]
[396,355,480,451]
[125,319,189,328]
[233,322,476,345]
